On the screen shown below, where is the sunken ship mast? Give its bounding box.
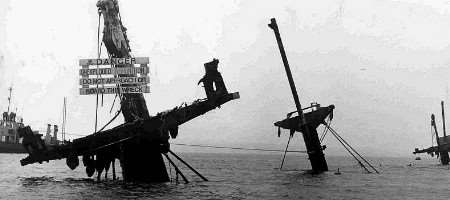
[18,0,239,183]
[413,101,450,165]
[268,18,334,173]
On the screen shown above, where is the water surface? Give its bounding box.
[1,153,448,199]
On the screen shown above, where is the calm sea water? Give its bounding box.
[0,152,449,199]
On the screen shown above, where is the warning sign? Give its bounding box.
[79,85,150,95]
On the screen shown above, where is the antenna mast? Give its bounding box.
[62,97,67,143]
[442,101,447,137]
[7,86,12,113]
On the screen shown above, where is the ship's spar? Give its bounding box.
[18,0,239,183]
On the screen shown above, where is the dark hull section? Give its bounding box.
[274,105,335,131]
[0,143,26,153]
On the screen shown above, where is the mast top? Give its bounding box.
[7,86,12,113]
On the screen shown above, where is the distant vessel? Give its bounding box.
[0,87,27,153]
[0,87,58,153]
[0,114,28,153]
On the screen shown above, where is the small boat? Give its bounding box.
[415,157,421,160]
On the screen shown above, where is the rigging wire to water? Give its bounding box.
[279,133,293,169]
[319,117,331,143]
[325,123,379,174]
[327,125,371,173]
[94,11,102,133]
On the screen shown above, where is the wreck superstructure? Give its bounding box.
[413,101,450,165]
[268,18,379,174]
[19,0,239,183]
[268,18,332,173]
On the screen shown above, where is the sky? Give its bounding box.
[2,0,450,157]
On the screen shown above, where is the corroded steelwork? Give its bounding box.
[19,0,239,183]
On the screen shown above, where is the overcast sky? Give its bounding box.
[2,0,450,157]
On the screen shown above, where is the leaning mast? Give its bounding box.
[268,18,328,173]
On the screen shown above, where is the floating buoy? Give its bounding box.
[334,168,341,175]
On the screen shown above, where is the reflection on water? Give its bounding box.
[1,153,450,199]
[19,176,59,186]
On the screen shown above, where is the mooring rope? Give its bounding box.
[170,143,307,153]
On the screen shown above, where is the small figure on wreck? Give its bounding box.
[198,58,229,100]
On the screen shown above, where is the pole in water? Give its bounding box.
[442,101,447,137]
[280,133,293,170]
[439,102,450,165]
[162,153,189,184]
[334,168,341,175]
[168,150,208,181]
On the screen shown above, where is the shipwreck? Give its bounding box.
[268,18,378,174]
[18,0,239,183]
[413,101,450,165]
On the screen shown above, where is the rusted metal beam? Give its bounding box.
[19,92,239,166]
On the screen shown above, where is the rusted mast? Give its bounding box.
[440,102,450,164]
[268,18,328,173]
[430,114,449,165]
[442,101,447,137]
[97,0,168,182]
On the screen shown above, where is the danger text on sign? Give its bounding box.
[79,66,149,76]
[79,57,149,66]
[79,76,149,85]
[79,85,150,95]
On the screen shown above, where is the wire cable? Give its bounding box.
[170,143,306,153]
[94,11,102,133]
[326,125,379,173]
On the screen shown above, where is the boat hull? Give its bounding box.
[0,142,26,153]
